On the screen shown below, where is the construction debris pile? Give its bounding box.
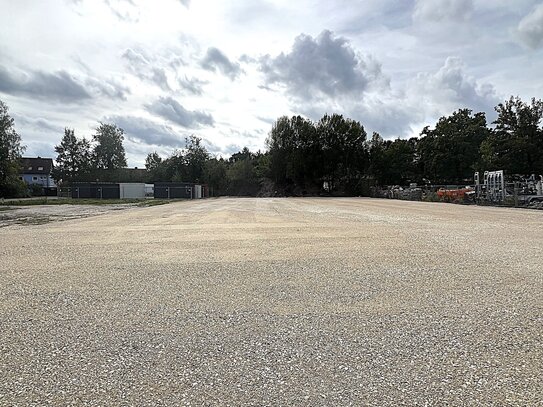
[373,170,543,209]
[372,184,423,201]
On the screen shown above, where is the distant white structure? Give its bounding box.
[475,170,505,203]
[119,183,146,199]
[145,184,154,197]
[194,184,202,199]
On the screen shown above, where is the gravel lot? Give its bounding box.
[1,197,542,406]
[0,204,136,228]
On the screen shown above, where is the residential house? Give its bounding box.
[19,157,57,193]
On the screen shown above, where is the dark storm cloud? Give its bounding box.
[259,30,387,101]
[122,48,171,90]
[0,64,128,103]
[200,48,242,80]
[107,115,184,148]
[178,75,207,96]
[145,96,214,128]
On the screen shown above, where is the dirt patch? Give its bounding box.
[0,204,137,227]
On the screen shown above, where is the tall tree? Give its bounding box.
[481,96,543,174]
[168,151,188,182]
[418,109,489,183]
[382,138,419,185]
[204,157,228,196]
[92,123,127,170]
[227,148,260,195]
[267,116,298,185]
[316,113,367,190]
[145,151,162,171]
[52,128,92,183]
[366,132,387,184]
[184,135,209,182]
[0,100,26,197]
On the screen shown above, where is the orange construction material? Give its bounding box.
[437,187,473,200]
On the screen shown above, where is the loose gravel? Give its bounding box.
[0,204,141,228]
[1,198,542,406]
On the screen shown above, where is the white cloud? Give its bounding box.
[0,64,129,103]
[259,30,388,101]
[200,47,243,80]
[517,4,543,49]
[0,0,539,166]
[145,96,214,129]
[408,57,499,118]
[413,0,474,22]
[106,114,185,148]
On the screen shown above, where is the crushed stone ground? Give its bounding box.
[1,198,542,406]
[0,204,138,227]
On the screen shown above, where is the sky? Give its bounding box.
[1,0,542,167]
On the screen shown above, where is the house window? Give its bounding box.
[38,166,44,171]
[41,176,46,180]
[32,176,38,181]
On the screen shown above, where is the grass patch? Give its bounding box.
[0,198,171,207]
[0,207,14,211]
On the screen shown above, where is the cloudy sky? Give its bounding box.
[1,0,542,166]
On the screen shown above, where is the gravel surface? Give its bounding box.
[1,197,542,406]
[0,204,140,228]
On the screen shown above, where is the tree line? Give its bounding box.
[1,96,542,198]
[267,96,543,195]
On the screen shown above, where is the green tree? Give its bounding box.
[229,147,253,163]
[382,138,419,185]
[52,128,92,183]
[184,135,209,182]
[92,123,127,170]
[316,113,367,191]
[254,151,271,180]
[145,151,162,171]
[168,151,188,182]
[418,109,489,183]
[267,114,368,193]
[227,149,259,195]
[267,116,299,185]
[366,132,387,184]
[204,157,228,196]
[481,96,543,174]
[0,100,26,197]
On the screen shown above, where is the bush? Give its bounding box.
[0,177,27,198]
[29,184,45,196]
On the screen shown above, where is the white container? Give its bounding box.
[194,184,202,199]
[119,183,146,199]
